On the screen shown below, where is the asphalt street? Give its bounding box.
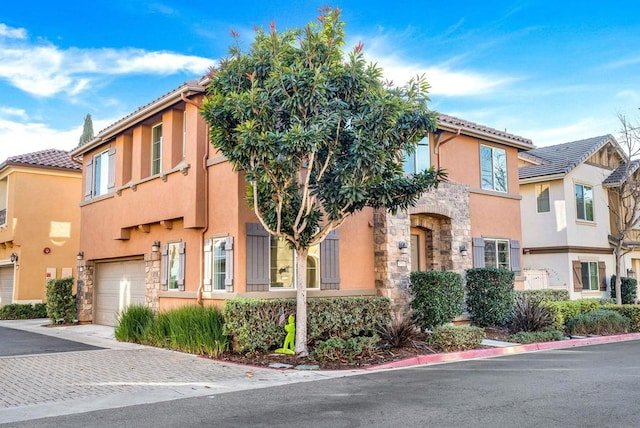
[0,326,103,357]
[7,339,640,428]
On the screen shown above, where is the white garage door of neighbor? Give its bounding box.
[0,265,14,307]
[95,260,146,326]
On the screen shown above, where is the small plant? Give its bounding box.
[409,270,464,331]
[379,312,422,349]
[506,330,565,344]
[115,305,154,343]
[46,277,76,324]
[429,325,485,352]
[566,309,630,336]
[508,295,554,333]
[465,268,515,327]
[311,335,379,364]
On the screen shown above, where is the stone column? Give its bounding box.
[76,260,94,323]
[145,250,161,312]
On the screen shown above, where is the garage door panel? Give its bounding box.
[95,260,146,326]
[0,266,14,307]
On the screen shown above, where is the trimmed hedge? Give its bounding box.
[543,299,602,331]
[566,309,630,336]
[46,277,75,324]
[506,329,565,344]
[515,289,569,302]
[601,304,640,332]
[223,296,391,353]
[610,275,637,304]
[429,325,485,352]
[0,303,47,320]
[465,268,515,327]
[409,270,464,331]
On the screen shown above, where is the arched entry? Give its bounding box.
[410,214,453,272]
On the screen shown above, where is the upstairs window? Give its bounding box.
[480,145,507,192]
[403,137,430,174]
[536,183,550,213]
[84,147,115,200]
[151,124,162,175]
[575,184,594,221]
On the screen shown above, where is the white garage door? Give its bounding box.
[95,260,146,326]
[0,265,14,307]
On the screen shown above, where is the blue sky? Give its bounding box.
[1,1,640,161]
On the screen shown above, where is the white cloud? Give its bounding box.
[0,107,27,120]
[0,32,214,98]
[0,23,26,39]
[523,117,619,147]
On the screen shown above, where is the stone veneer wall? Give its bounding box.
[374,181,472,312]
[76,260,93,323]
[145,251,161,313]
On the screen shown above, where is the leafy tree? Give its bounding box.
[606,114,640,304]
[201,8,446,355]
[78,113,94,145]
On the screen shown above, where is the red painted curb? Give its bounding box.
[365,333,640,370]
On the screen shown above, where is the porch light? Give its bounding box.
[151,241,161,252]
[627,268,635,278]
[459,246,468,257]
[9,253,18,263]
[76,251,84,261]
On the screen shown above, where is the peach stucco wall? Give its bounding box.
[0,168,81,302]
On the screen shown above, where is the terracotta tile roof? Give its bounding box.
[2,149,80,171]
[519,135,615,180]
[437,113,533,148]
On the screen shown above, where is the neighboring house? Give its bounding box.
[71,77,532,325]
[0,149,81,306]
[518,135,632,299]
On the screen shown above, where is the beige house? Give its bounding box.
[0,149,82,306]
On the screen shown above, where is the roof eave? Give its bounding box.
[71,83,205,157]
[519,173,565,184]
[437,122,534,151]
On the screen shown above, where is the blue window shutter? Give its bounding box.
[84,158,93,199]
[161,244,169,291]
[225,236,234,291]
[472,237,485,268]
[246,223,269,291]
[510,240,521,276]
[107,146,116,191]
[320,230,340,290]
[177,242,186,291]
[203,239,212,292]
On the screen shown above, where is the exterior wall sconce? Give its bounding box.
[627,268,635,278]
[398,241,408,250]
[459,245,468,257]
[76,251,84,261]
[9,253,18,263]
[151,241,161,252]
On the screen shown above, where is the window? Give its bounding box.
[480,145,507,192]
[536,183,550,213]
[483,238,510,270]
[161,242,185,291]
[212,239,226,290]
[403,137,430,174]
[270,236,319,289]
[203,237,234,292]
[151,124,162,175]
[581,261,599,291]
[575,183,594,221]
[85,147,115,199]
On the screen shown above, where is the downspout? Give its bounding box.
[181,91,209,306]
[433,128,461,169]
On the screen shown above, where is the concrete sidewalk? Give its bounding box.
[2,319,640,425]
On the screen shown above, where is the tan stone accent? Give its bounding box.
[76,260,94,323]
[145,251,161,312]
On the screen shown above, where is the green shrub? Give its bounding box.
[610,276,637,304]
[311,335,379,364]
[223,296,390,353]
[409,270,464,331]
[379,312,422,349]
[601,304,640,332]
[465,268,515,327]
[144,305,228,356]
[45,277,75,324]
[566,309,630,336]
[114,305,154,343]
[543,299,602,331]
[508,295,554,333]
[506,329,565,344]
[0,303,48,320]
[429,325,485,352]
[515,289,569,302]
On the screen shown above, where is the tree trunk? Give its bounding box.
[295,248,309,357]
[615,244,623,305]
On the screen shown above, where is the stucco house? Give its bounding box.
[0,149,81,306]
[71,77,532,325]
[518,135,640,299]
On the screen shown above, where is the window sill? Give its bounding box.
[79,192,115,207]
[575,219,596,227]
[470,188,522,200]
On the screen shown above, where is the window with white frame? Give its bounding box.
[161,241,185,291]
[212,238,227,290]
[167,242,181,290]
[575,183,594,221]
[203,237,234,292]
[580,261,599,291]
[480,145,507,192]
[484,238,510,270]
[85,147,115,200]
[270,236,320,289]
[151,123,162,175]
[536,183,550,213]
[403,136,430,175]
